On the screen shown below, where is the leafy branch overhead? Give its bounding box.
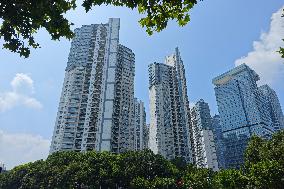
[279,40,284,58]
[278,9,284,59]
[0,0,200,58]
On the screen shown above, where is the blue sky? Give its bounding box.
[0,0,283,169]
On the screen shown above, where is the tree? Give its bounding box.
[1,133,284,189]
[0,150,180,188]
[0,0,201,58]
[279,40,284,58]
[130,176,151,189]
[182,165,215,189]
[248,160,284,189]
[244,135,267,167]
[245,130,284,166]
[170,157,188,172]
[244,130,284,189]
[278,9,284,58]
[212,169,248,189]
[117,149,178,188]
[130,177,177,189]
[0,163,31,189]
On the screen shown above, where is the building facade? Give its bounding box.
[50,18,136,154]
[133,98,148,150]
[148,48,193,163]
[258,84,284,131]
[191,99,219,171]
[211,115,226,169]
[212,64,274,169]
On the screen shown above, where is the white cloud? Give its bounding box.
[235,6,284,86]
[23,98,43,109]
[0,130,50,170]
[11,73,35,94]
[0,73,42,112]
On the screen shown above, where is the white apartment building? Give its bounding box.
[148,48,193,163]
[191,99,219,171]
[50,18,136,154]
[133,98,148,150]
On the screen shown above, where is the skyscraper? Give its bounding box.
[148,48,193,162]
[258,84,284,131]
[133,98,148,150]
[212,64,274,169]
[50,18,136,154]
[191,99,219,171]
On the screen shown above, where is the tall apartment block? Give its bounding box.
[212,64,274,169]
[258,85,284,131]
[148,48,193,163]
[133,98,148,150]
[191,99,219,171]
[50,18,136,154]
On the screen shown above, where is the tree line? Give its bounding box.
[0,130,284,189]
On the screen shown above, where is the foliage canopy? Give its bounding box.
[1,131,284,188]
[0,0,200,58]
[278,10,284,58]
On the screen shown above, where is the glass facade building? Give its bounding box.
[212,64,274,169]
[258,84,284,131]
[148,48,193,163]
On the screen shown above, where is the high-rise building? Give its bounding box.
[258,85,284,131]
[148,48,193,162]
[133,98,148,150]
[211,115,226,169]
[50,18,136,154]
[191,99,219,171]
[212,64,274,169]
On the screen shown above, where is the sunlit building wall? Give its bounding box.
[133,98,148,150]
[50,18,136,154]
[191,99,219,171]
[148,48,193,163]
